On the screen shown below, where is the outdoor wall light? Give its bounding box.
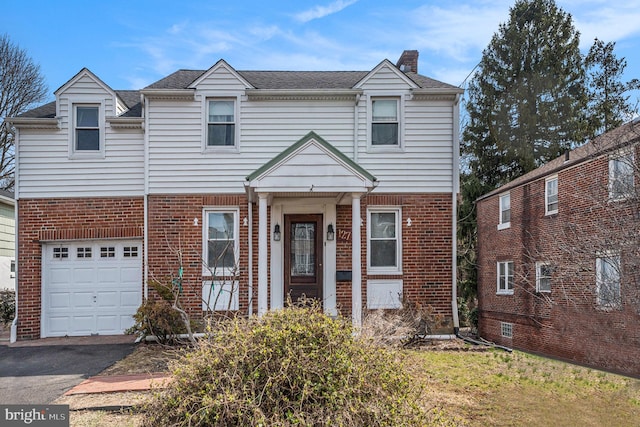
[327,223,335,241]
[273,223,281,241]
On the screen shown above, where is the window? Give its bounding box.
[497,261,514,294]
[498,192,511,229]
[367,208,402,273]
[75,105,100,151]
[207,99,235,147]
[124,246,139,258]
[609,152,634,200]
[204,209,238,274]
[77,247,92,259]
[536,262,552,292]
[545,176,558,215]
[100,247,115,258]
[596,253,621,309]
[501,322,513,338]
[371,98,399,146]
[53,247,69,259]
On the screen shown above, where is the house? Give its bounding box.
[476,120,640,377]
[7,50,463,340]
[0,190,15,291]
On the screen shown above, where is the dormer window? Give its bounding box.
[207,99,235,147]
[371,98,399,147]
[75,105,100,150]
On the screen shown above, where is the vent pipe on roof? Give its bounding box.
[396,50,419,73]
[564,150,570,163]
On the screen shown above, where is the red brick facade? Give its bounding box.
[17,192,454,339]
[477,129,640,377]
[17,197,144,339]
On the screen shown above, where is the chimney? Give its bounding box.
[396,50,419,73]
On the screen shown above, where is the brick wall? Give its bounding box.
[17,197,144,339]
[337,193,454,324]
[477,150,640,377]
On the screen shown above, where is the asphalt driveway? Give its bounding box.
[0,337,136,404]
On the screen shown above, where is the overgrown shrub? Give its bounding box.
[0,290,15,325]
[143,305,427,426]
[126,298,188,345]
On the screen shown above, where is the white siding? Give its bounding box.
[194,66,249,91]
[357,65,414,92]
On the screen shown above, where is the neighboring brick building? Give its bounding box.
[8,50,463,340]
[476,120,640,377]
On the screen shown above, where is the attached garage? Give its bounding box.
[41,240,142,338]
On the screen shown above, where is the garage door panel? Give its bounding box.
[48,292,71,309]
[42,240,143,338]
[97,291,119,308]
[120,291,142,308]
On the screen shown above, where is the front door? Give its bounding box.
[284,214,323,305]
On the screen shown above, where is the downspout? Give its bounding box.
[451,93,461,334]
[143,93,149,300]
[10,129,20,343]
[248,199,253,316]
[353,94,361,162]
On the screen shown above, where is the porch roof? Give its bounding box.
[245,132,377,201]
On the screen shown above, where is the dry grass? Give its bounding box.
[62,341,640,426]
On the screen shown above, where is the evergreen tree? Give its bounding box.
[458,0,586,307]
[585,38,640,138]
[462,0,587,188]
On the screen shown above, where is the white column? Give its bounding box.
[351,194,362,329]
[258,193,268,316]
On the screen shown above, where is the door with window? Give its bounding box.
[284,214,323,305]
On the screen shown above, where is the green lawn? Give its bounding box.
[408,348,640,426]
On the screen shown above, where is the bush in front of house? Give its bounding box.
[0,290,15,325]
[142,304,426,426]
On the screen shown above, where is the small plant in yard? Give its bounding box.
[142,304,427,426]
[0,290,15,325]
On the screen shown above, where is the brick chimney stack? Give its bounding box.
[396,50,419,73]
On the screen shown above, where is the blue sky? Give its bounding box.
[5,0,640,105]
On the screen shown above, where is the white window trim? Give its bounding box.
[68,100,106,159]
[545,175,558,215]
[496,261,514,295]
[608,151,635,201]
[201,94,241,153]
[498,192,511,230]
[367,206,402,275]
[535,261,552,293]
[202,207,240,277]
[501,322,513,338]
[595,251,621,309]
[366,95,405,152]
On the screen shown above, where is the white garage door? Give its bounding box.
[42,240,142,338]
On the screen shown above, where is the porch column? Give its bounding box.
[351,193,362,329]
[258,193,268,316]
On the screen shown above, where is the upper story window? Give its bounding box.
[371,98,400,147]
[536,261,552,293]
[204,209,239,275]
[609,151,634,200]
[497,261,514,294]
[75,105,100,151]
[498,192,511,230]
[367,207,402,274]
[545,176,558,215]
[207,99,235,147]
[596,252,621,309]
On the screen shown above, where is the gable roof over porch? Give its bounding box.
[245,132,377,201]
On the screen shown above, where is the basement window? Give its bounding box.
[501,322,513,338]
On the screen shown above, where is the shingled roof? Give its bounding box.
[17,57,460,119]
[145,69,457,90]
[478,119,640,201]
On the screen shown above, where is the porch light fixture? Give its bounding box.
[327,224,335,241]
[273,224,281,241]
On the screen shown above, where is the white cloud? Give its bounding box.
[293,0,358,23]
